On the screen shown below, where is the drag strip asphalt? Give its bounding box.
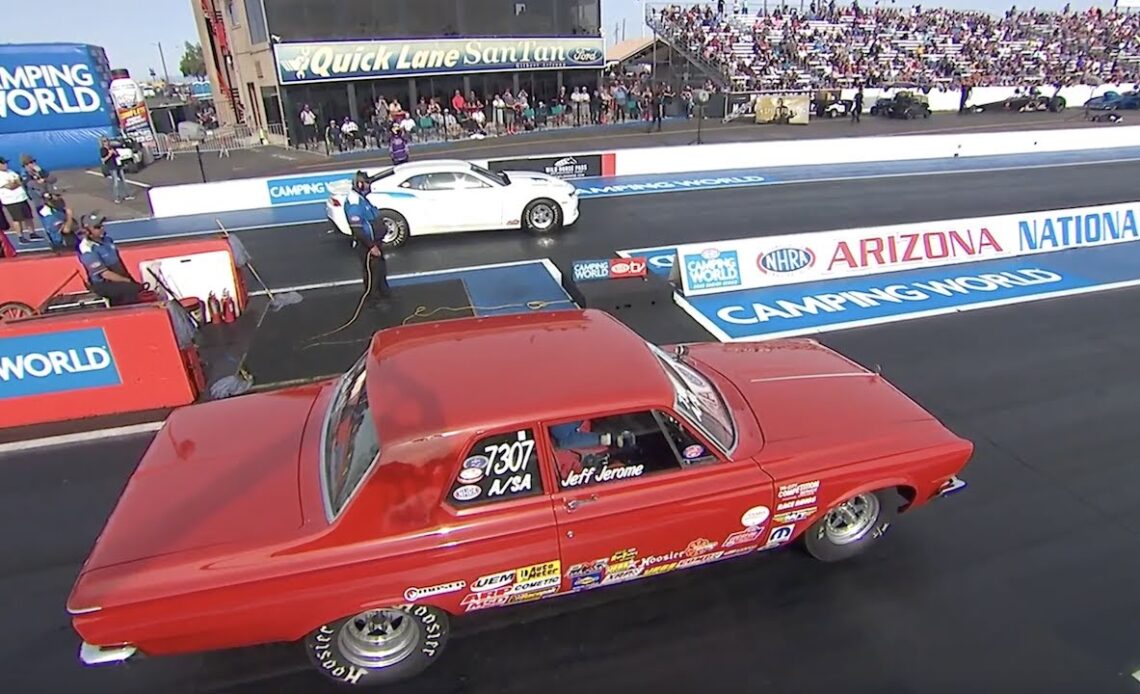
[237,159,1140,291]
[4,280,1139,694]
[5,168,1140,693]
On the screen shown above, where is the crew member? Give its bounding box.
[389,124,410,166]
[851,85,864,123]
[76,214,145,305]
[39,192,78,252]
[343,172,391,307]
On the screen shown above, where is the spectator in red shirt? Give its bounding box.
[451,90,466,114]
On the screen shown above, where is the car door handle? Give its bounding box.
[564,494,598,512]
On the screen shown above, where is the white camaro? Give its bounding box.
[325,158,580,248]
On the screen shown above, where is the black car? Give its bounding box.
[881,91,931,119]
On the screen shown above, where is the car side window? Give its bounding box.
[550,411,683,491]
[657,410,719,466]
[448,428,544,506]
[451,173,491,189]
[400,173,456,191]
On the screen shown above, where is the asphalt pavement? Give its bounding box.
[3,161,1140,693]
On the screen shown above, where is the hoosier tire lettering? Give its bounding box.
[304,604,451,687]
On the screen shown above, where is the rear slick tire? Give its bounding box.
[304,605,450,687]
[802,489,898,563]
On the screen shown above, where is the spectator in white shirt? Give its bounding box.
[299,105,318,149]
[0,157,41,244]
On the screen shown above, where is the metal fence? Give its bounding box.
[152,123,289,159]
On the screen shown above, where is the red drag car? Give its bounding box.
[68,309,971,687]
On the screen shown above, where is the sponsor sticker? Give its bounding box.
[609,257,648,278]
[776,496,817,511]
[685,538,717,557]
[452,484,482,501]
[682,444,706,459]
[458,467,484,483]
[510,575,561,594]
[757,247,816,274]
[516,560,561,583]
[766,524,796,546]
[741,505,771,527]
[489,153,604,180]
[404,580,467,602]
[777,480,820,499]
[470,570,515,593]
[723,528,763,548]
[774,508,816,524]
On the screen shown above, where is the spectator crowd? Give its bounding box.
[650,2,1140,91]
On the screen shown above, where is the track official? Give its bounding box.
[76,214,145,305]
[344,172,391,307]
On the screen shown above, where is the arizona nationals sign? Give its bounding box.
[673,201,1140,296]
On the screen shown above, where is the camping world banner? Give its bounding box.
[274,36,606,84]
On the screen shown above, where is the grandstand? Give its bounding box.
[646,2,1140,91]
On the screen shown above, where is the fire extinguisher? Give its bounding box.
[206,292,222,324]
[220,289,237,324]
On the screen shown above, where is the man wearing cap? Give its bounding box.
[76,214,144,305]
[0,157,42,245]
[39,192,78,252]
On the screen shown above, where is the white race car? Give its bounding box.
[325,159,580,248]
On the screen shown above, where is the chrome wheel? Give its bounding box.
[822,494,881,545]
[336,609,420,669]
[381,218,400,244]
[528,203,555,231]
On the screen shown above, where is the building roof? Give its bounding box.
[607,37,658,64]
[366,309,673,446]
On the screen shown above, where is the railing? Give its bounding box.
[153,123,289,159]
[644,2,734,88]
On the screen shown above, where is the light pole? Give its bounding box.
[153,42,171,84]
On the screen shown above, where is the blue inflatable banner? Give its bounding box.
[0,43,116,135]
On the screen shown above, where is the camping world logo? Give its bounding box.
[757,247,815,274]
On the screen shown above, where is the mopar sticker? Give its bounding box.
[0,328,121,399]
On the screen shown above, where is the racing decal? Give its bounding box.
[511,575,561,594]
[741,505,771,527]
[723,528,763,548]
[644,562,678,576]
[776,496,817,511]
[562,461,646,487]
[721,546,757,560]
[777,480,820,500]
[449,429,543,505]
[516,560,561,583]
[471,570,515,593]
[677,550,724,569]
[601,566,644,586]
[765,524,796,546]
[685,538,718,557]
[568,560,608,590]
[453,484,481,501]
[774,508,817,524]
[404,580,466,602]
[682,444,705,459]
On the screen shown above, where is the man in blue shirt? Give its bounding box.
[343,171,391,307]
[76,214,144,305]
[39,192,77,252]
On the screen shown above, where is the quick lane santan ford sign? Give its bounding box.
[274,37,605,84]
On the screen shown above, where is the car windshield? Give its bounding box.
[321,355,381,520]
[469,162,509,186]
[647,344,736,452]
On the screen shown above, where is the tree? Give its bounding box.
[179,42,206,79]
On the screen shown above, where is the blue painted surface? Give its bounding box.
[0,327,122,399]
[390,261,575,318]
[684,240,1140,340]
[9,144,1140,251]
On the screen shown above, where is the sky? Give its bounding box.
[0,0,1112,81]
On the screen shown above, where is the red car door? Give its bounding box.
[544,408,775,591]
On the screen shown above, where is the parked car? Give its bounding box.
[68,309,972,688]
[1083,89,1140,112]
[325,159,580,248]
[883,91,932,119]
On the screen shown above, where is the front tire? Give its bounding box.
[304,605,450,687]
[802,489,898,562]
[376,210,410,249]
[522,198,562,235]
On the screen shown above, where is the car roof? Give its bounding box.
[365,309,674,448]
[389,159,476,175]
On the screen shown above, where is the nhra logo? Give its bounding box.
[757,247,815,274]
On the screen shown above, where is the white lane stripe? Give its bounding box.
[680,278,1140,343]
[0,420,165,456]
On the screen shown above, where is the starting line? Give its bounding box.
[621,241,1140,342]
